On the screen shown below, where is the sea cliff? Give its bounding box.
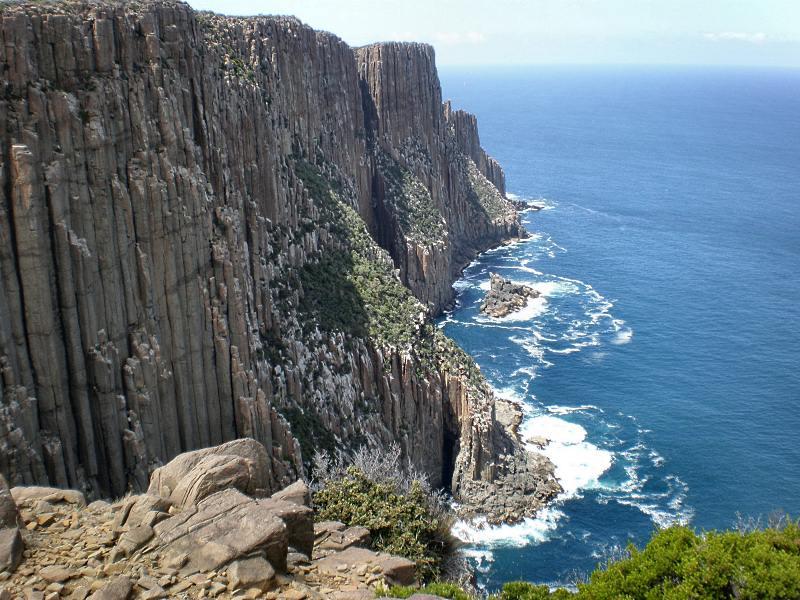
[0,0,557,523]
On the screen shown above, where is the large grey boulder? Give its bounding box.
[259,497,314,557]
[271,480,311,507]
[114,494,173,530]
[10,486,86,507]
[0,476,20,529]
[0,527,23,573]
[147,439,270,508]
[314,521,371,556]
[227,555,275,591]
[153,488,288,573]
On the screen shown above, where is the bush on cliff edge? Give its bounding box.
[312,445,460,582]
[493,518,800,599]
[372,518,800,599]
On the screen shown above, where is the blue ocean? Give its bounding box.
[437,66,800,590]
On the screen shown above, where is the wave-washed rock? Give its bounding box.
[481,274,540,318]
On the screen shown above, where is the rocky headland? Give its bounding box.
[0,1,560,592]
[480,274,540,318]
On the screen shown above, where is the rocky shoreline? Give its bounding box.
[455,398,561,525]
[480,274,541,318]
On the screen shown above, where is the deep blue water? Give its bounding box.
[437,66,800,589]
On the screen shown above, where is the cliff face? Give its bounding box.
[357,43,524,313]
[0,1,556,521]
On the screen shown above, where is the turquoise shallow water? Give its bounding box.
[437,66,800,590]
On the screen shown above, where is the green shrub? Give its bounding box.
[488,521,800,600]
[313,466,455,581]
[490,582,573,600]
[376,582,473,599]
[581,523,800,599]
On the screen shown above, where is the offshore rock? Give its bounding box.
[480,273,540,318]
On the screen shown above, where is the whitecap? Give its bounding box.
[453,506,565,548]
[494,296,548,322]
[522,415,614,497]
[611,327,634,345]
[547,404,602,415]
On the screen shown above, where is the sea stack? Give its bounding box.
[481,274,541,318]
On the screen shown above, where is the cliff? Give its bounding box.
[0,0,557,522]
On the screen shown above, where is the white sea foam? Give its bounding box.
[510,335,554,368]
[453,506,565,548]
[522,415,614,497]
[492,385,527,407]
[611,327,634,345]
[547,404,602,415]
[495,296,549,322]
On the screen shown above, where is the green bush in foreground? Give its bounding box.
[314,465,455,581]
[370,521,800,599]
[376,582,473,599]
[491,522,800,600]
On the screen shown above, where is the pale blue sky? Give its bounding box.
[187,1,800,67]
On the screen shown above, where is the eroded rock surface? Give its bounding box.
[0,447,439,599]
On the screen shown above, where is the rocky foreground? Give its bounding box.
[480,275,540,318]
[0,439,459,599]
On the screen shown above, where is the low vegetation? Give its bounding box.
[367,520,800,599]
[376,150,447,245]
[466,160,514,223]
[312,445,460,582]
[376,582,473,599]
[292,158,428,350]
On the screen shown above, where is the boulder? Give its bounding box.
[10,487,86,508]
[258,498,314,557]
[314,522,371,555]
[227,555,275,591]
[114,494,172,529]
[313,547,415,586]
[39,565,75,583]
[116,525,154,556]
[0,527,23,572]
[153,488,288,573]
[88,576,132,600]
[271,480,311,507]
[147,439,269,507]
[0,476,20,529]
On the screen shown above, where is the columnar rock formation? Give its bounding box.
[0,0,556,522]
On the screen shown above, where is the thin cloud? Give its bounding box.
[388,31,419,42]
[432,31,486,46]
[703,32,768,44]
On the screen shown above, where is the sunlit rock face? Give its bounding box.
[0,0,552,523]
